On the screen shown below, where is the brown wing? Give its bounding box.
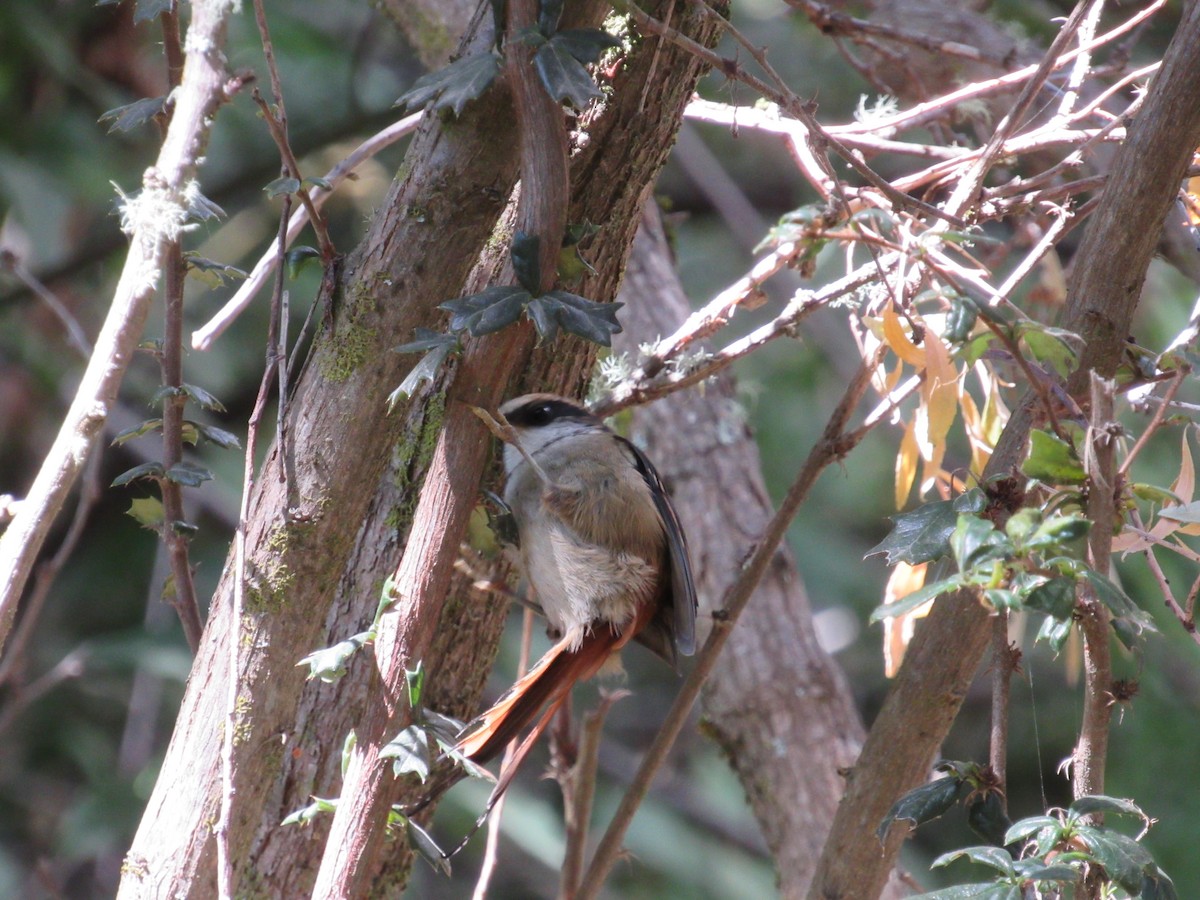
[616,436,698,657]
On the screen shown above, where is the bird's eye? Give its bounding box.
[528,404,555,426]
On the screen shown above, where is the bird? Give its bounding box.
[452,392,697,809]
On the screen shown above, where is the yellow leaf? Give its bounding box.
[883,561,929,676]
[882,303,926,367]
[895,420,918,510]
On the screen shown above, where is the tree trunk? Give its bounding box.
[119,3,726,896]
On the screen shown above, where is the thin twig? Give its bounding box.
[0,251,93,358]
[1118,366,1188,478]
[988,614,1012,798]
[577,353,880,899]
[1132,512,1200,646]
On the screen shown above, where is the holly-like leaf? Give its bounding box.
[185,190,225,222]
[132,0,172,23]
[112,461,166,487]
[112,418,163,445]
[1036,614,1072,652]
[394,328,459,356]
[1023,577,1076,619]
[396,52,502,117]
[550,29,622,64]
[183,253,248,289]
[527,291,623,345]
[878,775,969,842]
[165,461,214,487]
[285,246,322,279]
[869,575,964,623]
[1022,514,1090,552]
[302,175,333,191]
[98,95,166,133]
[907,884,1022,899]
[180,383,227,412]
[968,791,1013,846]
[951,514,1012,571]
[281,796,338,826]
[534,41,602,109]
[193,422,241,450]
[867,489,986,565]
[297,632,372,683]
[381,725,432,782]
[125,497,165,529]
[931,846,1017,877]
[1022,430,1086,485]
[441,285,531,336]
[511,231,542,294]
[406,663,425,710]
[1075,826,1157,894]
[388,341,457,410]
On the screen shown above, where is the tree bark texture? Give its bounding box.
[119,3,725,897]
[809,7,1200,898]
[615,209,904,899]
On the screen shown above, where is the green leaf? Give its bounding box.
[967,791,1012,846]
[1022,430,1086,485]
[394,328,459,356]
[1159,501,1200,524]
[280,796,338,826]
[406,662,425,710]
[265,176,301,198]
[1083,570,1156,647]
[877,774,968,842]
[302,175,333,191]
[180,383,227,413]
[944,297,979,343]
[406,816,452,875]
[1023,514,1090,552]
[1130,483,1182,506]
[534,41,602,108]
[1023,577,1076,619]
[112,418,163,445]
[1036,614,1072,652]
[341,730,357,778]
[1018,322,1082,378]
[381,725,432,782]
[1004,815,1061,847]
[98,95,166,133]
[111,461,165,487]
[908,885,1021,900]
[951,514,1012,571]
[297,632,372,683]
[931,846,1016,877]
[441,285,531,336]
[869,575,965,623]
[286,246,322,279]
[511,231,542,294]
[125,497,164,529]
[867,489,986,565]
[388,339,456,409]
[1075,825,1155,893]
[550,29,622,64]
[528,291,623,345]
[423,710,467,747]
[184,253,248,289]
[193,422,241,450]
[1069,795,1149,822]
[165,461,214,487]
[396,52,502,117]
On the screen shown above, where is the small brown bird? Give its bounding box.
[455,393,696,804]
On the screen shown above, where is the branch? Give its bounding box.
[0,0,237,657]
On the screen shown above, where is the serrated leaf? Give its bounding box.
[440,285,531,336]
[112,461,166,487]
[1036,614,1073,652]
[265,176,301,198]
[951,514,1011,571]
[1022,430,1086,485]
[1075,826,1154,893]
[394,328,458,355]
[1023,577,1076,618]
[877,775,968,842]
[1069,795,1149,822]
[112,418,163,445]
[1083,570,1156,646]
[550,29,622,64]
[98,95,167,133]
[165,461,214,487]
[388,343,456,410]
[406,817,451,875]
[280,796,339,826]
[297,633,370,683]
[531,290,623,345]
[180,383,226,412]
[132,0,172,23]
[125,497,165,529]
[183,253,248,289]
[511,231,542,294]
[193,422,241,450]
[396,52,502,117]
[931,846,1016,876]
[869,575,964,623]
[968,791,1012,846]
[381,725,432,782]
[423,710,467,746]
[868,491,986,566]
[535,41,602,108]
